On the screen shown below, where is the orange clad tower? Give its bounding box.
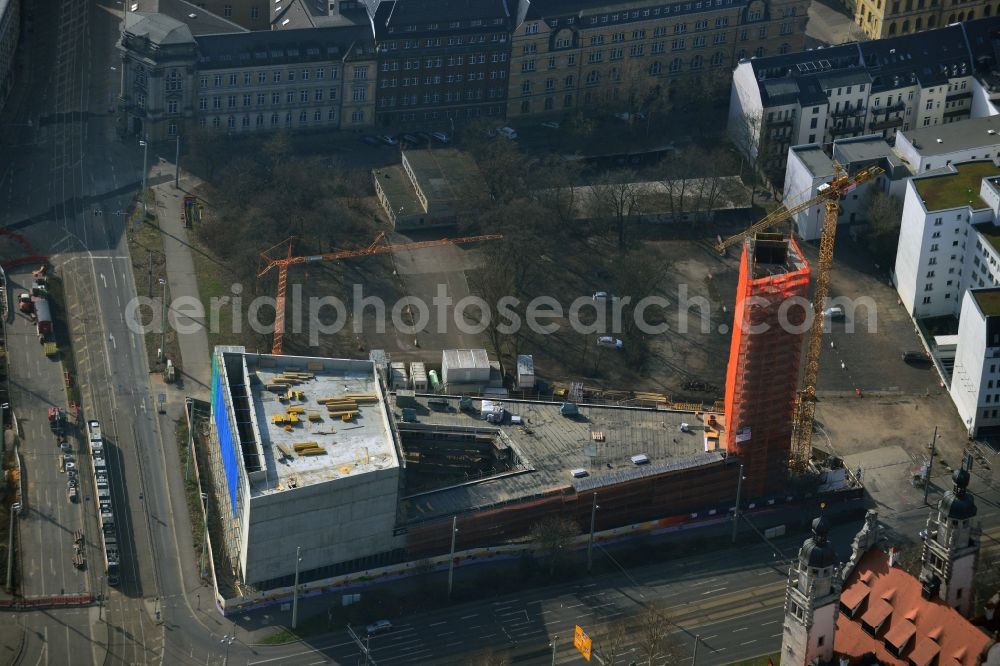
[723,234,811,497]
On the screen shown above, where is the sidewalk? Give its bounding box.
[149,166,212,398]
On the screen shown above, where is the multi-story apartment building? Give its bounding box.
[0,0,20,113]
[854,0,994,39]
[728,18,1000,180]
[361,0,514,128]
[118,3,376,141]
[508,0,808,120]
[893,159,1000,436]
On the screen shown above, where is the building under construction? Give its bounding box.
[205,347,751,593]
[724,234,811,498]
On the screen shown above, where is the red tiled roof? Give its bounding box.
[841,582,870,614]
[909,638,941,666]
[835,550,992,666]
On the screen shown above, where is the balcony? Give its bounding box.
[870,116,904,131]
[830,105,866,119]
[765,116,794,128]
[830,123,863,136]
[871,101,905,114]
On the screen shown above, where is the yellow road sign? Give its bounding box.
[574,624,592,661]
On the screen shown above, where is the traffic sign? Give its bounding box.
[574,624,592,661]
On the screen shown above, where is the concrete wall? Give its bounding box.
[783,147,829,241]
[727,62,764,164]
[971,78,999,119]
[893,182,931,317]
[243,465,401,585]
[951,291,987,434]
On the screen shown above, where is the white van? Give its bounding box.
[497,126,518,140]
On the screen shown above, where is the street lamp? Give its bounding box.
[174,133,181,188]
[447,516,458,600]
[549,635,558,666]
[292,546,302,629]
[139,138,149,212]
[731,464,745,544]
[587,492,599,573]
[220,634,235,666]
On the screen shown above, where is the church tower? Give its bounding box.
[780,516,841,665]
[919,468,981,617]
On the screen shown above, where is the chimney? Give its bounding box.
[888,546,900,567]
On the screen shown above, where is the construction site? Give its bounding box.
[196,168,891,600]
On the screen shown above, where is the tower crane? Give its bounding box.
[715,165,884,470]
[258,231,503,354]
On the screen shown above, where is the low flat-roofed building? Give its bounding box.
[392,394,738,555]
[373,149,484,230]
[209,347,403,590]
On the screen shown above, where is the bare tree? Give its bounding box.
[464,648,509,666]
[528,515,579,577]
[594,618,630,665]
[637,603,685,665]
[588,172,643,250]
[865,188,903,260]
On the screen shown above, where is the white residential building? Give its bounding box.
[894,160,1000,321]
[951,289,1000,436]
[728,18,1000,179]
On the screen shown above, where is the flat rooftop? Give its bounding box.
[394,395,723,523]
[834,135,899,167]
[403,149,484,210]
[973,288,1000,316]
[373,165,424,214]
[792,144,836,178]
[242,355,398,497]
[913,161,1000,211]
[899,115,1000,157]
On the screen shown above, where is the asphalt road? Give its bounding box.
[7,268,90,604]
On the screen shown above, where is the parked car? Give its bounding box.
[414,131,433,143]
[65,461,76,471]
[400,133,421,145]
[541,121,561,129]
[60,442,71,453]
[614,111,646,122]
[593,291,619,301]
[431,131,450,143]
[366,619,393,635]
[823,305,845,320]
[379,134,398,146]
[496,126,518,140]
[597,336,624,349]
[901,350,930,363]
[360,135,380,146]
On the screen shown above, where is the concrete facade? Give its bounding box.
[949,289,1000,436]
[0,0,19,114]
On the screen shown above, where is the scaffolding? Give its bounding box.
[723,235,811,497]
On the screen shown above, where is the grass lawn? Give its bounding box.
[913,161,1000,211]
[125,191,183,372]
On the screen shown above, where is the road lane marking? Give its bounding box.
[740,639,757,646]
[761,620,780,625]
[100,273,106,287]
[460,614,478,619]
[429,621,447,627]
[733,627,748,632]
[702,587,726,595]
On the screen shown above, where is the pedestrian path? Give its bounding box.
[150,167,212,398]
